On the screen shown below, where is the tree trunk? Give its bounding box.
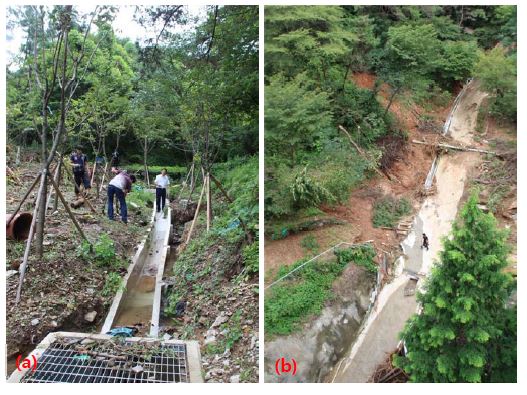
[35,104,48,258]
[206,172,212,231]
[384,85,401,117]
[144,137,150,185]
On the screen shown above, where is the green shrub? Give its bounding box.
[102,272,125,296]
[77,233,124,269]
[265,245,376,336]
[291,167,335,209]
[334,244,377,273]
[300,234,319,254]
[372,196,411,228]
[242,241,259,275]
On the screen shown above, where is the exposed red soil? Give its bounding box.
[265,72,452,274]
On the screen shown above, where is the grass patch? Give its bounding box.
[77,233,125,269]
[124,164,187,177]
[372,195,411,228]
[102,272,125,296]
[265,244,376,337]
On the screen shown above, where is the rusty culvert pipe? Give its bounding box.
[6,212,33,241]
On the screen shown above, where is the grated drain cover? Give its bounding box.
[20,337,189,383]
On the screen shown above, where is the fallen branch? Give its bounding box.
[411,140,497,155]
[339,125,385,178]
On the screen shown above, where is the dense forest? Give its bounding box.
[264,5,516,221]
[7,5,258,169]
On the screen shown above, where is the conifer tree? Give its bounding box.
[394,193,517,382]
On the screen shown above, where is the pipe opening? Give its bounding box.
[6,212,33,241]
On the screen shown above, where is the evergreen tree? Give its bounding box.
[394,193,517,382]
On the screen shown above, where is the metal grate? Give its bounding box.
[20,337,189,383]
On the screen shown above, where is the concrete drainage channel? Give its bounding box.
[9,196,204,383]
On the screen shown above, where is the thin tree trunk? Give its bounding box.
[16,171,46,304]
[384,85,401,117]
[185,180,206,245]
[144,137,150,186]
[53,159,63,212]
[206,172,211,231]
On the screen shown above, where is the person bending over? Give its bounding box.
[155,168,170,213]
[107,170,136,224]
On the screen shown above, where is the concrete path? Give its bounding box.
[332,81,485,383]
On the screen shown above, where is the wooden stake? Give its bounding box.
[98,162,108,196]
[16,171,46,304]
[7,173,42,228]
[46,160,62,214]
[90,161,97,186]
[185,180,206,245]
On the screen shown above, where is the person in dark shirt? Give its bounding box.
[70,147,91,195]
[421,233,429,251]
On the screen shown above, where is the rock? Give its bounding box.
[51,320,58,327]
[204,335,216,346]
[250,336,257,350]
[86,288,95,295]
[131,365,144,374]
[230,374,240,383]
[205,371,212,381]
[84,311,97,323]
[211,312,228,328]
[163,333,172,341]
[81,339,95,345]
[222,360,230,367]
[6,270,18,279]
[31,319,39,326]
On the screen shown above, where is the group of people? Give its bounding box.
[69,147,170,225]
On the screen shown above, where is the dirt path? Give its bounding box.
[331,80,486,382]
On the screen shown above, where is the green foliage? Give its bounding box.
[300,234,319,255]
[265,244,376,336]
[372,196,411,228]
[127,188,154,209]
[474,47,516,122]
[334,244,377,273]
[394,193,516,382]
[102,272,125,297]
[291,167,335,209]
[242,242,259,275]
[439,40,479,82]
[265,73,333,164]
[77,233,124,269]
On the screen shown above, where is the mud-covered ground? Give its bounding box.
[6,158,150,366]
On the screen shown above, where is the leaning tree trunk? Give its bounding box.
[384,85,401,117]
[34,105,48,258]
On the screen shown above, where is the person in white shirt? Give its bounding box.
[155,168,170,213]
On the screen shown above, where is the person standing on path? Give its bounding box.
[155,168,170,213]
[107,170,136,224]
[421,233,429,251]
[70,147,91,195]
